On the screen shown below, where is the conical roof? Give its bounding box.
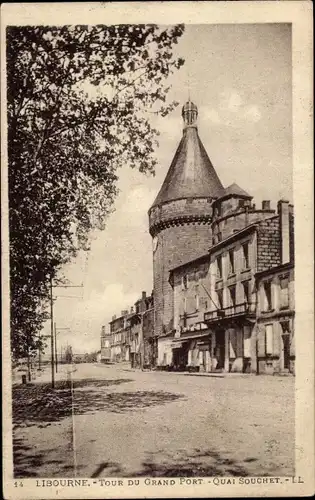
[151,101,224,208]
[223,183,252,199]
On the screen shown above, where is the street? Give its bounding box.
[12,363,294,478]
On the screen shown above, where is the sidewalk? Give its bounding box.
[12,363,72,386]
[120,366,291,378]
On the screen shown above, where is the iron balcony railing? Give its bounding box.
[204,302,255,323]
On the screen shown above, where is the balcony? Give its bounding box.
[204,302,256,326]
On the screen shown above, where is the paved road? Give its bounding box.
[13,363,294,478]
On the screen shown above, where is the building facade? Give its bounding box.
[167,198,294,374]
[100,325,112,363]
[255,262,295,375]
[147,99,295,374]
[102,291,154,368]
[108,310,131,363]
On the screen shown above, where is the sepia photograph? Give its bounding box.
[1,2,313,499]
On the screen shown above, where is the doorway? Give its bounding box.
[281,321,291,371]
[282,334,290,370]
[215,330,225,369]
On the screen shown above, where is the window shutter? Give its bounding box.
[187,296,196,314]
[258,326,266,357]
[229,330,236,358]
[265,324,274,355]
[179,298,184,317]
[199,296,208,311]
[273,324,281,356]
[236,330,243,357]
[243,327,251,358]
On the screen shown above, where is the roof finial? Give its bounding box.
[182,100,198,128]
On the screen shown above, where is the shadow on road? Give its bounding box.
[12,378,134,426]
[13,377,184,427]
[91,448,259,478]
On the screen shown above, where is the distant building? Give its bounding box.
[129,292,155,369]
[100,326,112,363]
[102,291,154,369]
[109,311,131,363]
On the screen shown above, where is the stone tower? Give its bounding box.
[148,100,224,338]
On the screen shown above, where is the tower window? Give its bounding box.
[238,199,245,208]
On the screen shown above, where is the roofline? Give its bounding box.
[109,313,132,324]
[255,262,294,279]
[169,253,210,275]
[213,208,275,226]
[209,213,280,254]
[172,331,210,342]
[169,213,280,274]
[169,222,260,275]
[213,193,253,203]
[149,195,220,213]
[209,223,258,254]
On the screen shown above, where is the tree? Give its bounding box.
[64,345,73,364]
[7,24,185,358]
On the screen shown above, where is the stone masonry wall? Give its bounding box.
[153,222,212,338]
[257,216,281,272]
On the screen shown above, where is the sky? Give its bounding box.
[42,23,292,355]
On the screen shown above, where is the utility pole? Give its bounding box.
[50,274,55,389]
[38,333,41,370]
[49,281,83,387]
[54,322,58,373]
[27,344,31,382]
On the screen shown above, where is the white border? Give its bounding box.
[1,2,314,498]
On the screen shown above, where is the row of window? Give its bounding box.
[180,243,249,291]
[213,199,251,218]
[181,280,251,315]
[264,321,290,355]
[261,276,289,312]
[215,281,250,310]
[216,243,249,279]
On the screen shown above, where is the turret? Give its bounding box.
[149,101,224,338]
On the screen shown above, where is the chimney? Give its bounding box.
[130,306,134,314]
[112,315,116,321]
[262,200,270,210]
[277,199,290,264]
[142,291,146,300]
[121,309,128,316]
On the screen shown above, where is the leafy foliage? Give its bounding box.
[7,24,185,357]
